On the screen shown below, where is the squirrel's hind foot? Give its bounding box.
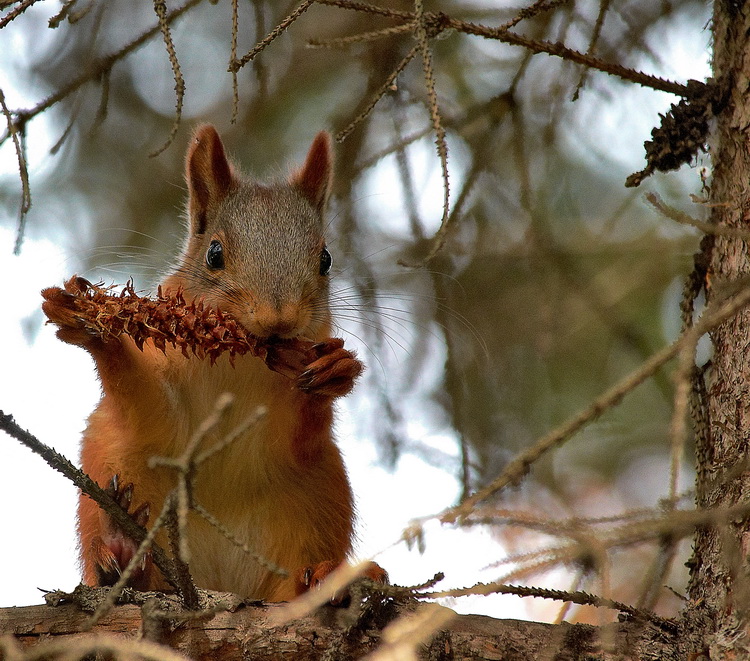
[90,475,153,591]
[295,560,388,606]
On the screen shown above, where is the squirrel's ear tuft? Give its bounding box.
[186,124,235,235]
[291,131,333,214]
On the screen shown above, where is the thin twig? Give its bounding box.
[314,1,691,97]
[352,94,509,174]
[150,0,185,157]
[477,500,750,596]
[466,495,693,534]
[368,604,456,661]
[451,14,689,95]
[86,394,269,621]
[229,0,314,72]
[503,0,571,30]
[637,534,679,611]
[308,22,413,48]
[555,570,587,624]
[230,0,239,122]
[315,0,411,20]
[572,0,611,101]
[48,0,79,28]
[149,393,236,565]
[335,44,419,142]
[0,0,42,29]
[49,88,85,156]
[420,583,678,632]
[252,0,270,97]
[165,495,201,610]
[92,68,111,130]
[195,405,267,466]
[647,192,750,241]
[48,0,95,26]
[413,0,450,260]
[149,396,285,577]
[410,136,484,266]
[0,88,31,255]
[193,503,288,576]
[668,319,698,504]
[84,490,179,628]
[50,1,105,155]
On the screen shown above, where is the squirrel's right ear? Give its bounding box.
[186,124,235,235]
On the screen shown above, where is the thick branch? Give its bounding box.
[1,599,673,660]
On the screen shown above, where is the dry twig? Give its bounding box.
[308,22,414,49]
[422,582,677,632]
[150,0,186,157]
[228,0,314,71]
[336,45,419,143]
[647,192,750,241]
[412,0,450,261]
[572,0,612,100]
[0,87,31,255]
[0,0,42,29]
[230,0,239,122]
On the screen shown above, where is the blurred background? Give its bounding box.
[0,0,711,621]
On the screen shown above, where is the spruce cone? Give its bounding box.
[41,276,314,380]
[626,79,719,188]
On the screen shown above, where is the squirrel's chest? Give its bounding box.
[156,352,303,492]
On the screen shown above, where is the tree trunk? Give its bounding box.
[684,0,750,657]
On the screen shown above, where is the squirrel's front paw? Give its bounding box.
[297,338,364,398]
[295,560,388,606]
[41,277,96,346]
[91,475,153,591]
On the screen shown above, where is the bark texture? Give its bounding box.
[685,0,750,657]
[0,599,674,660]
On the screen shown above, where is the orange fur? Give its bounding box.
[59,125,373,600]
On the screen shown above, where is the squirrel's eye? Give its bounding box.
[319,246,332,276]
[206,240,225,270]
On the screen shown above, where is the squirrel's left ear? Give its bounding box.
[291,131,333,214]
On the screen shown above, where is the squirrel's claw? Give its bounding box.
[297,344,363,398]
[92,475,153,591]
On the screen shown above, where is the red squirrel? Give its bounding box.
[43,125,386,600]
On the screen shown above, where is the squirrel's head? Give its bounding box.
[173,124,334,341]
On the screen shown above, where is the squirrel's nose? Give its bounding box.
[253,302,300,338]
